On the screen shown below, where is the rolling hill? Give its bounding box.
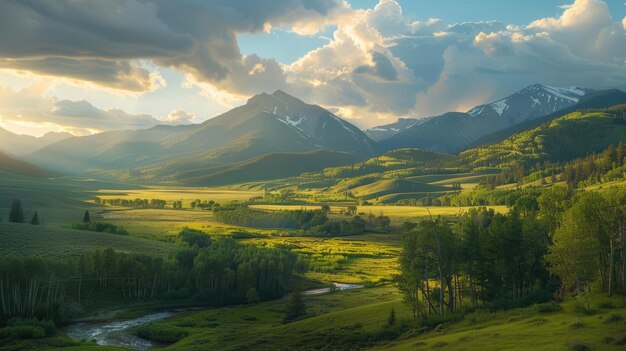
[461,105,626,169]
[0,151,52,177]
[182,149,365,186]
[26,91,379,184]
[378,84,602,154]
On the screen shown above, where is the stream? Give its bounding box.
[65,311,175,350]
[64,283,363,350]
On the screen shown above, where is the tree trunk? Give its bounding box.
[575,273,585,311]
[435,233,444,317]
[608,238,614,296]
[622,222,626,292]
[446,276,454,313]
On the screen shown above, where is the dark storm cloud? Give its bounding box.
[0,0,343,92]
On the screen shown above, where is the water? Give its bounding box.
[302,282,364,296]
[65,283,363,349]
[65,311,176,350]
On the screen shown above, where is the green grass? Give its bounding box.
[251,204,508,225]
[97,186,262,206]
[122,286,626,351]
[0,222,175,258]
[380,294,626,351]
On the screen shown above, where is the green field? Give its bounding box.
[97,187,263,205]
[0,222,175,258]
[251,204,508,224]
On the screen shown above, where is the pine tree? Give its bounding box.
[83,210,91,223]
[30,212,39,225]
[284,288,306,322]
[388,307,396,326]
[9,199,25,223]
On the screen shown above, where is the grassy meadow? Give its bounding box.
[1,168,624,351]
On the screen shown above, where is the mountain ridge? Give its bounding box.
[25,91,379,185]
[378,83,605,154]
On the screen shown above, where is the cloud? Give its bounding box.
[0,83,171,135]
[283,0,626,125]
[0,0,345,94]
[160,110,195,125]
[1,0,625,129]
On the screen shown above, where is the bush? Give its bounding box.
[70,222,128,235]
[566,340,590,351]
[535,302,562,313]
[7,318,56,336]
[604,313,623,323]
[134,324,188,343]
[0,325,46,341]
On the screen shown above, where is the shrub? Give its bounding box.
[597,301,614,309]
[566,340,590,351]
[535,302,562,313]
[134,324,188,343]
[0,325,46,341]
[604,313,623,323]
[71,222,128,235]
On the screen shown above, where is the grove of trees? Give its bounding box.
[398,185,626,317]
[0,231,302,325]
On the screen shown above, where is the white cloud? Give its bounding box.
[282,0,626,126]
[160,110,195,125]
[1,0,625,130]
[0,83,166,135]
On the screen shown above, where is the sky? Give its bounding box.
[0,0,625,137]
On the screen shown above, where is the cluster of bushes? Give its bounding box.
[70,222,128,235]
[306,216,367,237]
[95,197,168,209]
[190,199,218,209]
[133,324,188,343]
[213,205,328,230]
[213,204,370,236]
[0,318,56,342]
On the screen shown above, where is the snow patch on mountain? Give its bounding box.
[491,100,509,116]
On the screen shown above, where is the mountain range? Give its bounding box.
[24,91,378,183]
[2,83,624,186]
[376,84,605,153]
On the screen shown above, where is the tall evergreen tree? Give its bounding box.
[284,288,306,322]
[9,199,25,223]
[83,210,91,223]
[30,211,39,225]
[387,307,396,326]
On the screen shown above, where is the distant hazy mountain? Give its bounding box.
[0,128,72,156]
[364,118,420,141]
[0,151,52,177]
[26,91,378,184]
[378,84,596,154]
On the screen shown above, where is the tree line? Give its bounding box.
[95,197,170,209]
[213,204,389,236]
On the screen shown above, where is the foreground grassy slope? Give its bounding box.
[382,294,626,351]
[126,286,626,351]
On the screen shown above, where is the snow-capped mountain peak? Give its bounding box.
[467,83,592,123]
